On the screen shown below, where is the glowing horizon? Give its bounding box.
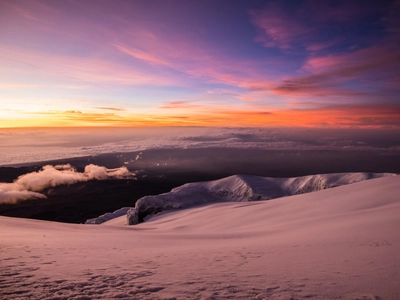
[1,0,399,128]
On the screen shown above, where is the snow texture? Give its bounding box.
[1,175,399,299]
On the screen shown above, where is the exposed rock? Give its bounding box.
[127,208,139,225]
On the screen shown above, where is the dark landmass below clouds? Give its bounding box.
[1,147,400,223]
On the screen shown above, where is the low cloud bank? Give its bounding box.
[2,127,400,167]
[0,164,135,204]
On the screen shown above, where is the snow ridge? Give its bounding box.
[85,172,396,225]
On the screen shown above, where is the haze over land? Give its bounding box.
[1,127,399,166]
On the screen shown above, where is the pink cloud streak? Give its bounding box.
[250,4,310,50]
[0,45,179,88]
[113,37,277,91]
[271,45,400,99]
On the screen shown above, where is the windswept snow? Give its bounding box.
[88,172,394,225]
[1,175,400,299]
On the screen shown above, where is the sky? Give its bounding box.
[0,0,400,128]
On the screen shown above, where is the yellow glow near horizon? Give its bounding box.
[1,104,399,129]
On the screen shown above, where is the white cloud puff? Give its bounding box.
[0,164,135,204]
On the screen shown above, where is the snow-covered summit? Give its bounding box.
[86,172,396,225]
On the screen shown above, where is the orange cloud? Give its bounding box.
[94,107,127,111]
[2,103,399,128]
[138,103,400,128]
[270,104,400,128]
[237,96,256,102]
[159,101,200,109]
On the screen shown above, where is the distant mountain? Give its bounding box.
[86,172,395,224]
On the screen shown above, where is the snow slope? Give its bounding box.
[87,172,395,224]
[1,175,400,299]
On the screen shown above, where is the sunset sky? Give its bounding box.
[1,0,399,128]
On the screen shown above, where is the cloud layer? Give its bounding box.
[0,164,135,204]
[1,127,400,167]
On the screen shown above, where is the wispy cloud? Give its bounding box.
[0,46,179,88]
[159,101,200,109]
[272,45,400,99]
[1,1,41,22]
[249,1,382,52]
[0,83,40,89]
[250,3,310,50]
[306,38,344,52]
[236,96,256,102]
[113,44,172,68]
[94,107,126,111]
[112,31,278,90]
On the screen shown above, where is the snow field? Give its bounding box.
[0,175,399,299]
